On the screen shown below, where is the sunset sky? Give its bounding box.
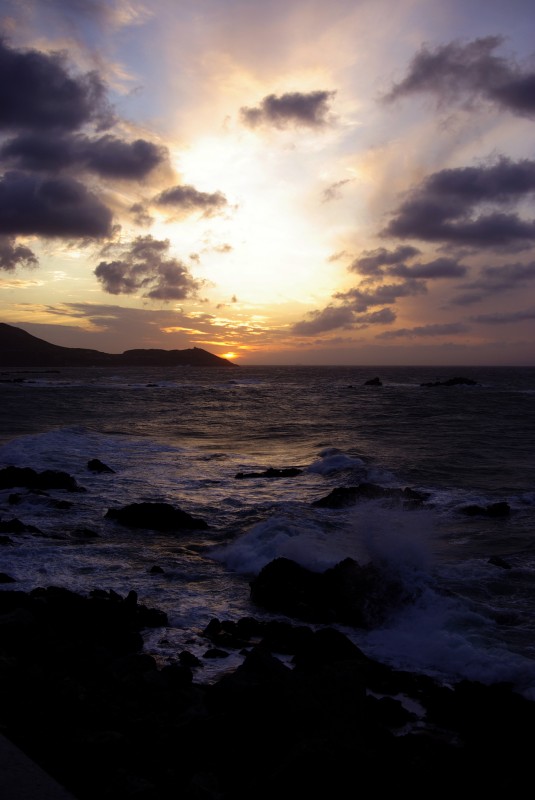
[0,0,534,365]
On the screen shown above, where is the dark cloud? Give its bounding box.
[388,257,467,279]
[0,235,38,270]
[335,279,427,312]
[0,132,167,179]
[94,235,201,301]
[154,185,228,217]
[349,246,421,275]
[377,322,469,339]
[0,37,114,132]
[383,157,535,248]
[292,305,395,336]
[0,171,113,237]
[240,90,335,129]
[471,309,535,324]
[384,36,535,117]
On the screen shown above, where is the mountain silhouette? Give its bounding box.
[0,323,237,368]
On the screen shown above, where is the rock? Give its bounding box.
[87,458,115,474]
[459,502,510,517]
[235,467,302,479]
[421,376,478,387]
[249,556,414,628]
[105,501,209,531]
[0,572,16,583]
[312,482,429,508]
[0,466,85,492]
[364,376,382,386]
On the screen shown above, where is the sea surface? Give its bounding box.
[1,364,534,696]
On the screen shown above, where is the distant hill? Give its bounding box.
[0,323,237,368]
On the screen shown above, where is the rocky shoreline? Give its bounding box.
[1,581,534,800]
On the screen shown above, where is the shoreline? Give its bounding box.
[1,584,534,799]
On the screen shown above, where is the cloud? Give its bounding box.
[0,235,38,270]
[0,37,114,132]
[471,309,535,324]
[322,178,352,203]
[349,247,465,279]
[349,246,421,275]
[94,235,201,300]
[377,322,469,339]
[0,171,113,237]
[154,185,228,217]
[335,279,427,311]
[384,36,535,117]
[451,260,535,305]
[0,132,167,179]
[292,305,395,336]
[383,157,535,248]
[240,90,335,129]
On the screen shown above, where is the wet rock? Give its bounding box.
[312,482,429,508]
[105,501,209,531]
[235,467,302,479]
[0,466,85,492]
[459,502,510,517]
[87,458,115,474]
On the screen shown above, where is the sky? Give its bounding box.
[0,0,534,365]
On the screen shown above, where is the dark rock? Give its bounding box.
[0,572,16,583]
[0,466,85,492]
[0,588,534,799]
[149,564,165,574]
[105,501,209,531]
[421,376,478,387]
[0,517,41,534]
[87,458,115,474]
[250,556,414,628]
[235,467,302,479]
[312,482,430,508]
[364,376,382,386]
[488,555,513,569]
[0,536,14,546]
[459,502,510,517]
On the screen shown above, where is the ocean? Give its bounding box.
[1,364,534,697]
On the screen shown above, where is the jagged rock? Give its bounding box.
[249,556,414,628]
[105,501,209,531]
[312,482,429,508]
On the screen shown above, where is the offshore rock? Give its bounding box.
[459,501,511,517]
[87,458,115,474]
[235,467,302,479]
[105,501,209,531]
[421,376,478,387]
[0,466,85,492]
[312,482,429,508]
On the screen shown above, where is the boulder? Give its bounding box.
[105,501,209,531]
[312,482,429,508]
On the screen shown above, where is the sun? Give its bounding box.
[221,351,240,360]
